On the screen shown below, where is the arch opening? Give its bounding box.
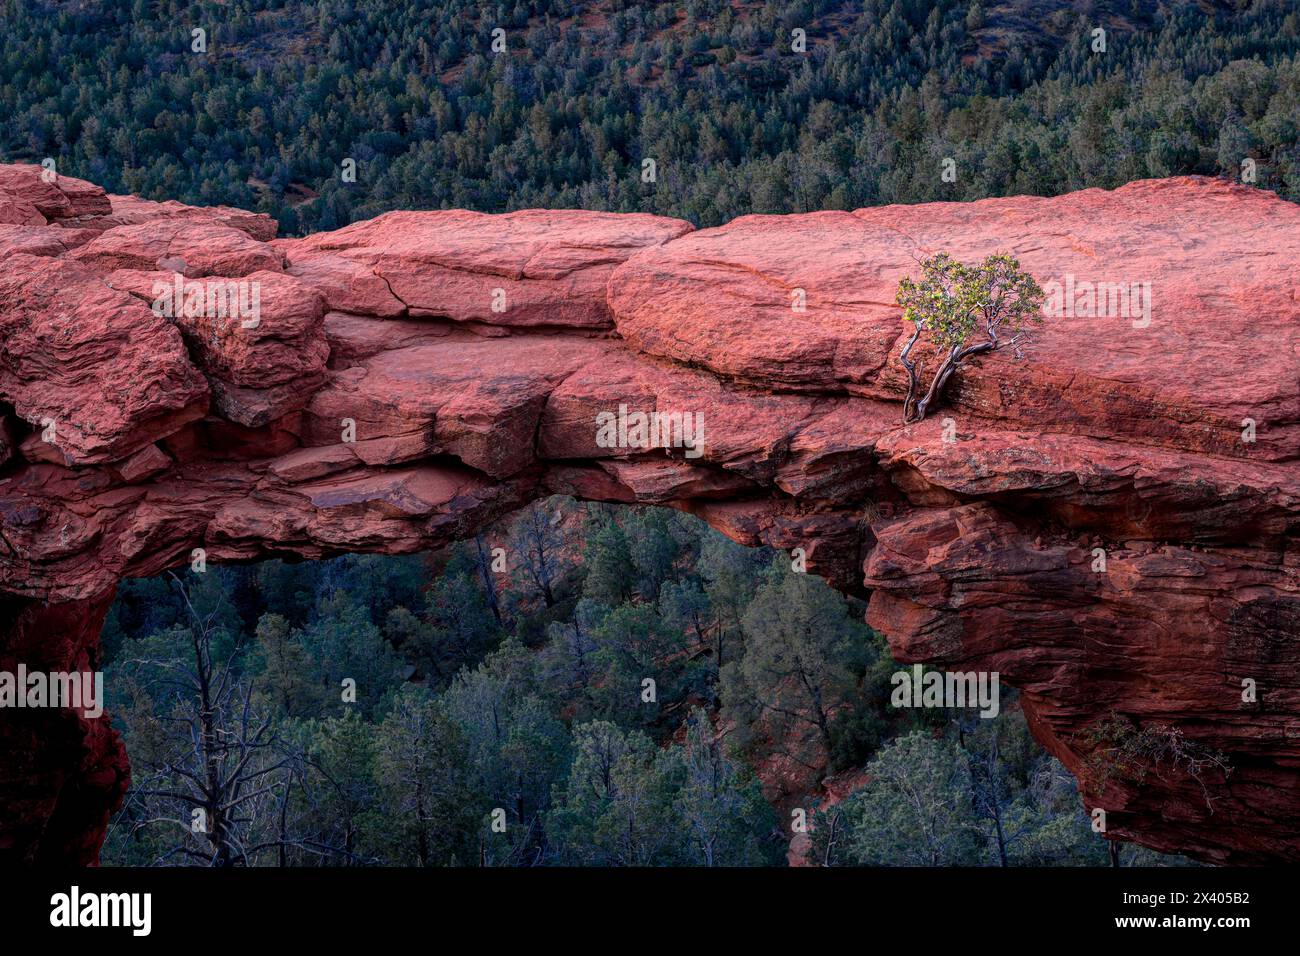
[94,497,1165,868]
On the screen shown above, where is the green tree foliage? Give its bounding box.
[815,730,984,866]
[895,252,1045,423]
[505,501,569,610]
[371,687,481,866]
[696,530,767,675]
[299,589,402,718]
[546,715,778,866]
[625,507,686,603]
[547,720,687,865]
[101,499,1189,867]
[722,558,877,763]
[809,709,1161,867]
[581,511,638,607]
[414,545,505,684]
[301,710,383,865]
[538,597,605,710]
[674,708,781,866]
[587,602,694,734]
[442,641,569,864]
[4,1,1297,236]
[251,612,325,718]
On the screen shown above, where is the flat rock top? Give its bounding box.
[610,177,1300,458]
[0,162,1296,467]
[279,207,694,328]
[857,178,1300,403]
[287,208,694,277]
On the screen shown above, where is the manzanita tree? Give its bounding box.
[895,252,1045,424]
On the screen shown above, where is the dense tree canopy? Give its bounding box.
[4,0,1296,235]
[100,499,1187,866]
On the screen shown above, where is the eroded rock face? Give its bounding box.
[0,254,209,464]
[609,179,1300,460]
[0,163,1296,865]
[276,208,694,328]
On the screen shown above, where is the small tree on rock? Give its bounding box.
[895,252,1045,424]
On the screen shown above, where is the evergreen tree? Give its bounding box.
[675,708,780,866]
[251,613,324,718]
[372,687,481,866]
[547,720,685,866]
[442,641,569,864]
[723,558,874,760]
[815,731,983,867]
[302,710,383,865]
[582,513,638,607]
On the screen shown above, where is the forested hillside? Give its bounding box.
[100,500,1184,866]
[2,0,1297,233]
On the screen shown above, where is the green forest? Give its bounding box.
[100,500,1185,866]
[2,0,1297,233]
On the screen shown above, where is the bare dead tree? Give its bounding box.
[472,534,503,624]
[506,500,568,608]
[109,573,341,866]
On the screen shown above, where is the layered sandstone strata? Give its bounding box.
[1,164,1296,863]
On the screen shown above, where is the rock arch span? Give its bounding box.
[1,164,1297,864]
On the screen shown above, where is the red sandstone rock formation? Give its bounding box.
[0,163,1296,865]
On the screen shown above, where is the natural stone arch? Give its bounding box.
[1,164,1298,864]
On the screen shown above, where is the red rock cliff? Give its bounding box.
[1,163,1297,864]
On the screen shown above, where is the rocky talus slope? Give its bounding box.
[1,164,1296,864]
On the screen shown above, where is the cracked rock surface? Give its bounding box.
[0,163,1297,864]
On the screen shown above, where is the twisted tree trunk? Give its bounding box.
[902,338,997,424]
